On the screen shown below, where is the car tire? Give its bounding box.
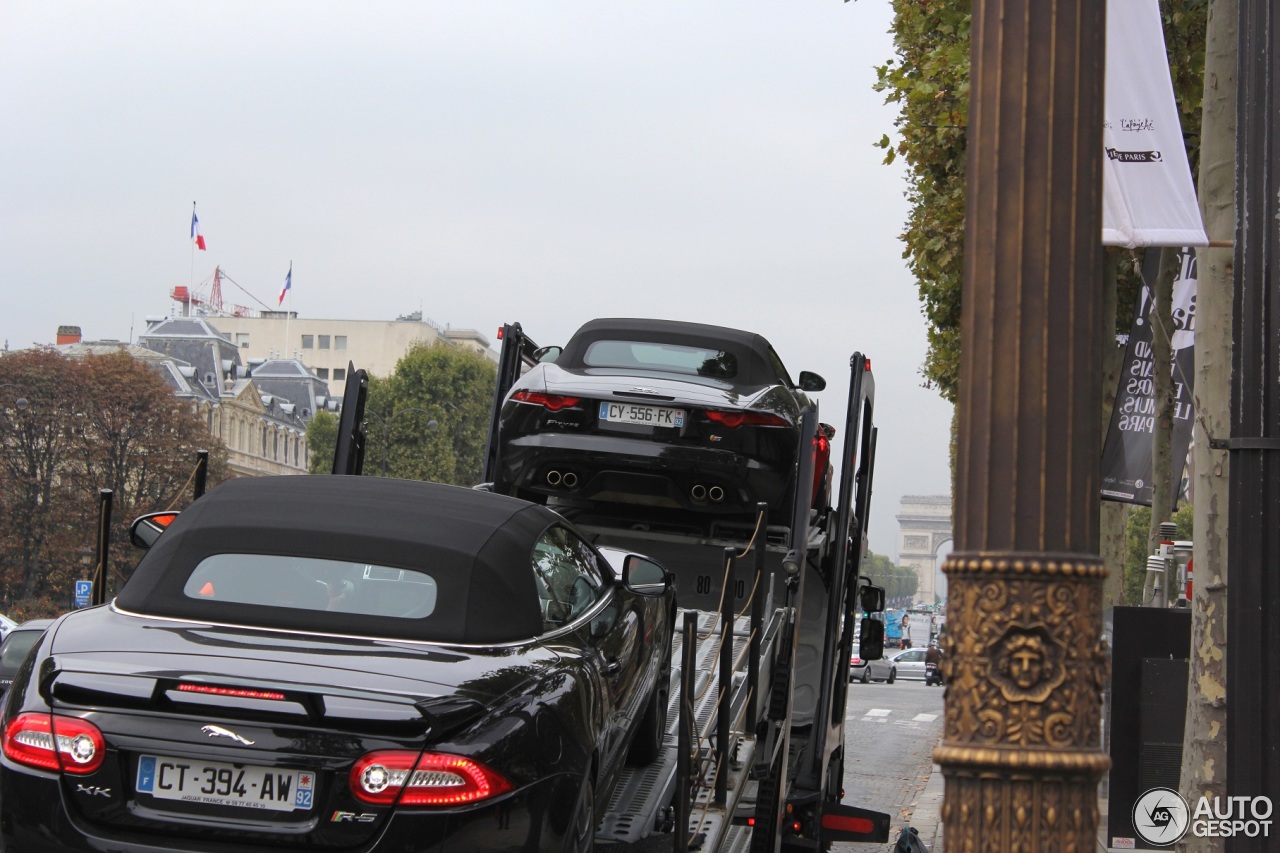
[860,669,870,685]
[627,672,669,766]
[568,775,596,853]
[887,668,896,685]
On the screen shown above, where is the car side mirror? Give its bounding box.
[623,555,670,596]
[798,371,826,392]
[129,511,179,549]
[533,345,562,364]
[859,617,885,661]
[859,584,886,614]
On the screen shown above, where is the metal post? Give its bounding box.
[675,612,697,853]
[1228,0,1280,838]
[717,547,734,806]
[90,489,113,607]
[935,1,1110,849]
[193,450,209,499]
[748,503,767,733]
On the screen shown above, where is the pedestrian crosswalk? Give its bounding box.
[849,708,940,727]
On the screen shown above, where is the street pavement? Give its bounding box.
[835,678,946,852]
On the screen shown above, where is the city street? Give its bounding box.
[835,679,945,852]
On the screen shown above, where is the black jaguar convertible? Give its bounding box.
[0,476,675,852]
[491,317,829,526]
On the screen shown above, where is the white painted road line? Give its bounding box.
[864,708,891,717]
[913,713,939,722]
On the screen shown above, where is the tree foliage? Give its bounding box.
[0,349,229,619]
[874,1,1208,401]
[861,550,920,606]
[310,344,498,486]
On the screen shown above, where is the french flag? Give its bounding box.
[278,263,292,305]
[191,208,206,251]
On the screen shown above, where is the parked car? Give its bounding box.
[855,647,930,684]
[491,318,830,526]
[0,618,53,700]
[0,475,676,853]
[0,613,16,642]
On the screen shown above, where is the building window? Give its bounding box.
[301,335,314,349]
[316,368,329,380]
[261,426,268,455]
[335,335,347,350]
[318,335,331,350]
[333,367,346,382]
[236,333,250,348]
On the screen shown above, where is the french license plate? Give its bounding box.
[136,754,314,812]
[599,402,685,428]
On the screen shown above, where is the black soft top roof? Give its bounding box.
[558,318,787,388]
[116,476,562,644]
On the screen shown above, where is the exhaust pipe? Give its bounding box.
[691,484,707,501]
[562,471,579,488]
[546,470,562,486]
[708,486,725,503]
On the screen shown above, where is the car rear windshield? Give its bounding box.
[182,554,439,620]
[583,339,738,379]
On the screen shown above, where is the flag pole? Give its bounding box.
[189,202,196,318]
[283,261,291,360]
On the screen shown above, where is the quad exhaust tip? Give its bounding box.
[546,470,562,486]
[562,471,579,488]
[708,486,725,502]
[691,484,707,501]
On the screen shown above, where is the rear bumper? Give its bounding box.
[498,433,792,514]
[0,762,576,853]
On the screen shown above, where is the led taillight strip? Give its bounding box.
[177,683,286,701]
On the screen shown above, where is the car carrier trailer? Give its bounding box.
[330,321,893,852]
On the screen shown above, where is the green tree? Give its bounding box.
[860,550,920,606]
[337,344,498,486]
[306,410,339,474]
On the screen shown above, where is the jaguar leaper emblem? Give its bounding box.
[201,724,255,746]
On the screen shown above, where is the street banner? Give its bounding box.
[1102,0,1208,248]
[1101,248,1197,506]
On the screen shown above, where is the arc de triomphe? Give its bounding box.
[896,494,953,606]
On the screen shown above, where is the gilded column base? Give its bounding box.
[934,553,1111,852]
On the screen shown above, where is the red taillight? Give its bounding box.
[811,433,832,504]
[350,750,512,807]
[704,410,789,429]
[2,712,105,775]
[512,390,582,412]
[176,683,286,701]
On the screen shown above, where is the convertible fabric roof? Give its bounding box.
[558,318,787,389]
[116,476,558,644]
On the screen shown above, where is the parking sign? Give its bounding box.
[74,580,93,608]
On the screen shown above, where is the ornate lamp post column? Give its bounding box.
[933,1,1110,850]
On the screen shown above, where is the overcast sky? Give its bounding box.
[0,1,954,562]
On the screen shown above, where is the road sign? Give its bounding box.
[74,579,92,608]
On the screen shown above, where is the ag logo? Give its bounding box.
[1133,787,1190,845]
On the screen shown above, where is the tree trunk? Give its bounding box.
[1177,0,1235,847]
[1101,250,1127,608]
[1144,246,1178,605]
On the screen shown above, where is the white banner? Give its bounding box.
[1102,0,1208,248]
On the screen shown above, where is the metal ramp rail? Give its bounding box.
[598,607,784,850]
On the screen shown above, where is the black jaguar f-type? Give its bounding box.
[491,318,828,525]
[0,476,675,852]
